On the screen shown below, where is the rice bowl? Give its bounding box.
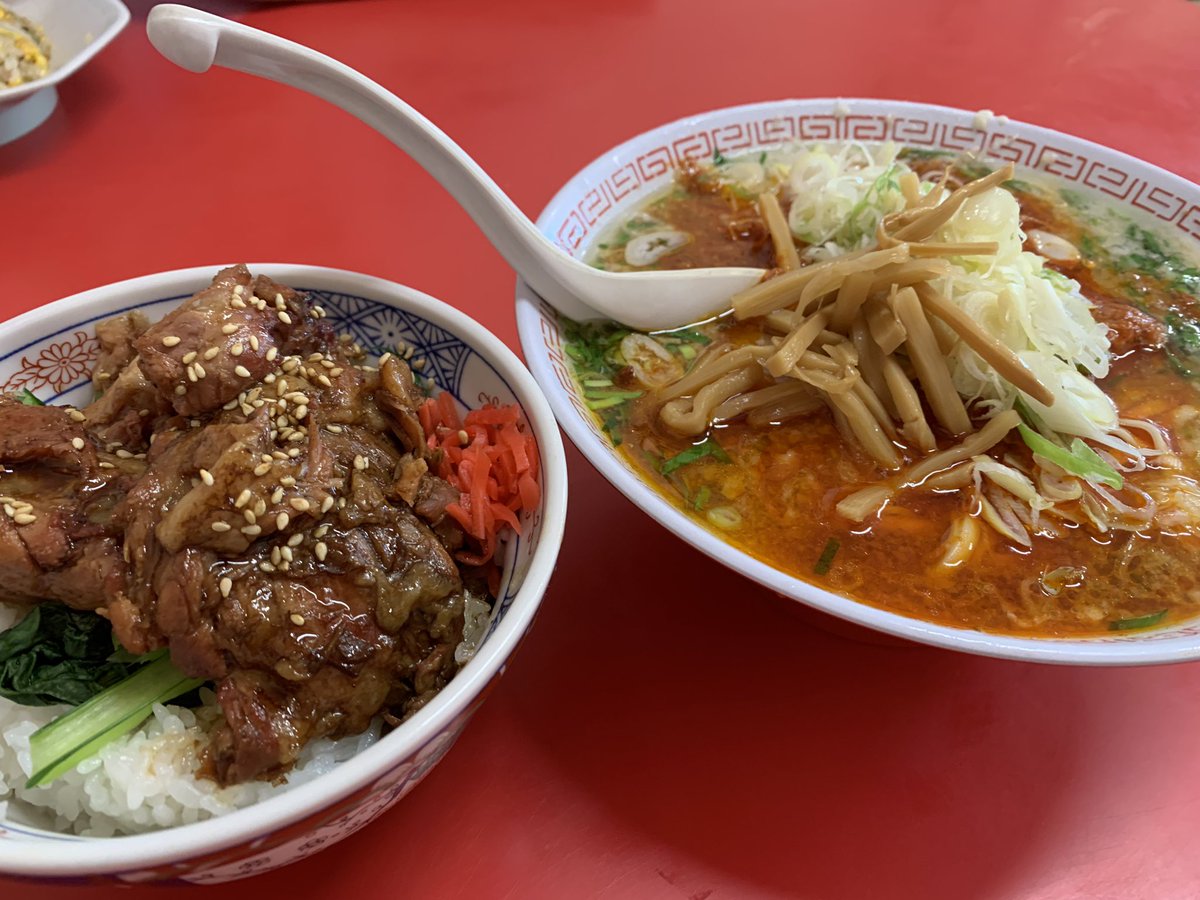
[0,264,566,883]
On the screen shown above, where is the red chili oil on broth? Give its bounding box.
[573,149,1200,636]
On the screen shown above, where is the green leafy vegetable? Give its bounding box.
[26,653,204,788]
[814,538,840,576]
[712,148,727,166]
[1012,396,1050,435]
[1017,424,1123,489]
[692,485,712,511]
[0,605,148,706]
[16,389,43,406]
[1109,609,1168,631]
[660,436,731,475]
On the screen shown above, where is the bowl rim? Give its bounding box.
[1,0,132,105]
[0,263,568,876]
[514,97,1200,667]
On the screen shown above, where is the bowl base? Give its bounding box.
[0,87,58,146]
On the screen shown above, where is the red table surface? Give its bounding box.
[3,0,1200,897]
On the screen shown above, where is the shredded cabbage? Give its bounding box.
[931,187,1118,442]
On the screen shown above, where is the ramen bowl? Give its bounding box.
[513,98,1200,666]
[0,264,567,883]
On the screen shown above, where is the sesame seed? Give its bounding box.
[2,505,12,517]
[235,489,252,508]
[320,358,335,369]
[253,462,272,477]
[277,379,288,393]
[315,524,330,537]
[318,375,333,388]
[412,358,426,370]
[250,335,260,352]
[233,284,245,295]
[13,513,36,526]
[289,497,311,512]
[231,343,244,357]
[182,351,197,364]
[204,346,220,360]
[403,346,414,359]
[116,449,134,459]
[320,497,334,514]
[287,533,304,547]
[329,368,344,377]
[68,410,86,422]
[278,311,292,325]
[211,521,232,533]
[231,297,247,309]
[223,399,240,410]
[175,385,187,396]
[271,546,282,565]
[244,509,257,524]
[266,347,278,362]
[199,468,214,486]
[379,352,392,365]
[279,561,290,572]
[194,363,206,379]
[294,405,309,421]
[315,542,328,561]
[139,408,150,417]
[353,455,368,471]
[71,437,85,450]
[254,499,267,516]
[290,613,305,626]
[161,336,181,347]
[458,430,469,445]
[99,461,115,469]
[235,365,252,378]
[222,323,238,335]
[264,373,277,384]
[186,365,198,383]
[259,561,275,573]
[276,512,290,530]
[287,448,301,458]
[281,546,294,563]
[280,476,297,487]
[314,306,326,318]
[272,451,288,461]
[288,432,305,443]
[242,524,262,536]
[327,424,343,434]
[338,498,346,508]
[275,293,286,308]
[219,577,232,598]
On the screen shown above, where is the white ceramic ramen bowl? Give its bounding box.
[514,97,1200,666]
[0,0,130,145]
[0,264,567,882]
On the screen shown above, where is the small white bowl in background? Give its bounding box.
[0,0,130,145]
[0,264,567,882]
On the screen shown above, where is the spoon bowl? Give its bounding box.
[145,4,764,331]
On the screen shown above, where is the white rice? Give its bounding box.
[0,602,382,837]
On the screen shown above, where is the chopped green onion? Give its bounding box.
[26,654,203,788]
[692,485,711,511]
[1017,424,1123,489]
[16,389,44,406]
[583,378,614,388]
[679,345,697,360]
[661,436,731,475]
[814,538,840,575]
[584,389,643,401]
[1109,610,1168,632]
[587,397,626,411]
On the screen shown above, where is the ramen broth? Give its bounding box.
[568,148,1200,636]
